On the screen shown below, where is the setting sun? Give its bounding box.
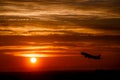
[30,57,37,63]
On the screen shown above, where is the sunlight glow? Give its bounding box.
[30,57,37,63]
[15,54,47,57]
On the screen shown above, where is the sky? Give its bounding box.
[0,0,120,72]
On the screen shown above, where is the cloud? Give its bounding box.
[0,15,120,36]
[1,35,120,57]
[0,0,120,36]
[1,0,119,17]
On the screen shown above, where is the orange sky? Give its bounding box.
[0,0,120,72]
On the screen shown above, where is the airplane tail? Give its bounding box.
[98,55,101,59]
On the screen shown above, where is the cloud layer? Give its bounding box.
[0,0,120,36]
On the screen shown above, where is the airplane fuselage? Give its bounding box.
[81,52,101,60]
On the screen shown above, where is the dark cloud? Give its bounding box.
[0,0,120,14]
[1,15,120,31]
[0,0,120,36]
[1,0,120,13]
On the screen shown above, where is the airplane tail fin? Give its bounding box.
[98,55,101,59]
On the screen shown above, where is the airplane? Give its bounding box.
[81,52,101,60]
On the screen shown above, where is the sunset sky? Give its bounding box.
[0,0,120,72]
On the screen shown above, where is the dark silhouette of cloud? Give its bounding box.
[0,0,120,36]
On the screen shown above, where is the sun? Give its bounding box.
[30,57,37,63]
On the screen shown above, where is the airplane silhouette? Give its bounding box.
[81,52,101,60]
